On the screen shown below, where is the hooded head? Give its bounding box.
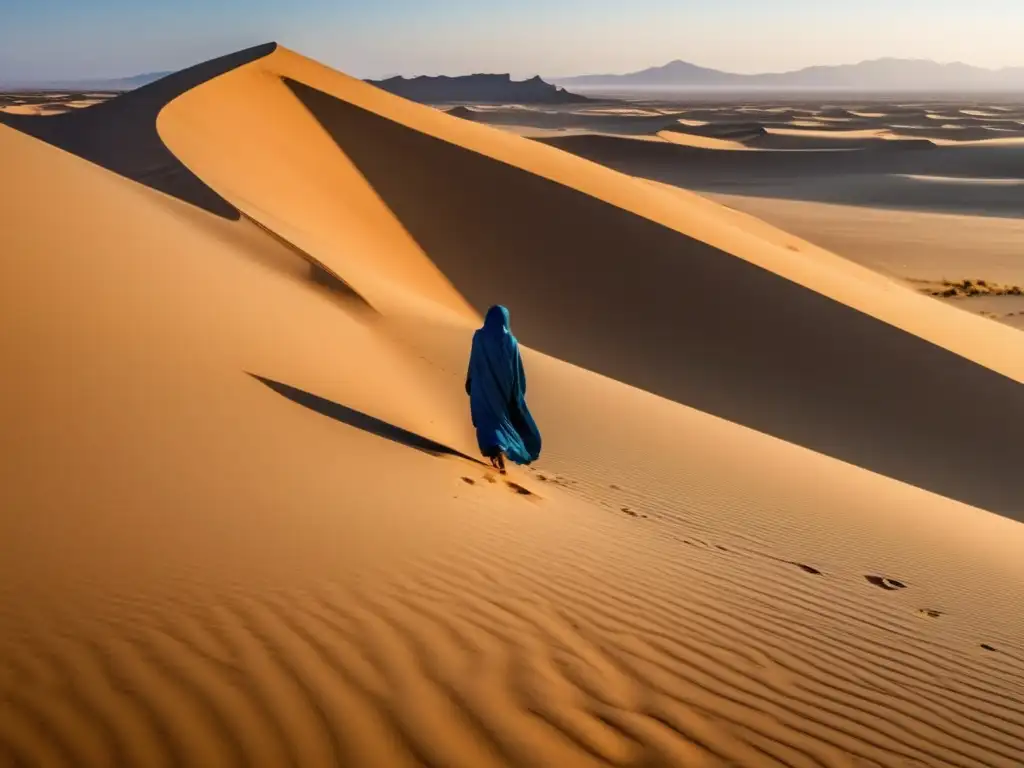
[483,305,510,333]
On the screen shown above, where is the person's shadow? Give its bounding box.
[249,373,482,463]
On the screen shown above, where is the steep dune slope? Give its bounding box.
[155,57,472,319]
[2,45,1024,767]
[152,47,1024,516]
[0,43,277,218]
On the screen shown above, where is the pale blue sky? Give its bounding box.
[1,0,1022,81]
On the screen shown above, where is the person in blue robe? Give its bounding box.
[465,305,542,473]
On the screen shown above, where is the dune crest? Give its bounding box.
[2,44,1023,767]
[0,43,277,218]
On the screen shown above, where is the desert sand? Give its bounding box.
[1,43,1023,767]
[698,194,1024,329]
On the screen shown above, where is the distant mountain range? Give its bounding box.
[0,72,172,92]
[366,74,591,104]
[3,69,593,104]
[553,59,1024,91]
[11,57,1023,96]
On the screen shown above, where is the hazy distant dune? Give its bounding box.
[432,97,1024,220]
[539,128,1024,217]
[662,121,768,140]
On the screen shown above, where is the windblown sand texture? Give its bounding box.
[1,44,1023,767]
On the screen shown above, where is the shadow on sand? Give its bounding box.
[250,373,480,462]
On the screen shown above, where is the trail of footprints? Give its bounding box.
[678,531,1009,657]
[460,474,534,497]
[525,469,1015,661]
[687,544,1009,654]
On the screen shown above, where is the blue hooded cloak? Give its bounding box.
[465,305,542,465]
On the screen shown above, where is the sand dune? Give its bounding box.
[540,128,1024,218]
[458,100,1024,147]
[700,194,1024,331]
[2,43,1023,767]
[706,193,1024,284]
[656,130,750,150]
[272,64,1023,511]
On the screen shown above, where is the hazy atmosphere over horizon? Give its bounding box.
[2,0,1023,82]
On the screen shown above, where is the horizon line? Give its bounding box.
[4,46,1024,86]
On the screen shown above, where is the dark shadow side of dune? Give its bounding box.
[0,43,278,219]
[286,78,1024,519]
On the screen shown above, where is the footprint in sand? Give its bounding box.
[505,480,533,496]
[532,472,571,487]
[465,474,535,497]
[792,562,822,575]
[754,552,822,575]
[865,575,907,591]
